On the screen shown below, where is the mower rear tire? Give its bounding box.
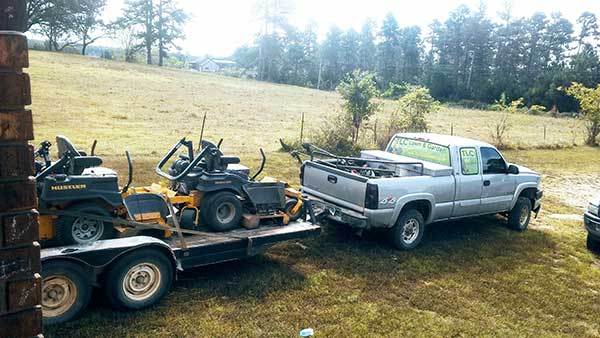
[202,192,243,232]
[54,203,116,246]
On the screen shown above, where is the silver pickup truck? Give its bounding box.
[301,133,543,250]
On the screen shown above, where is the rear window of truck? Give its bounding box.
[387,137,451,166]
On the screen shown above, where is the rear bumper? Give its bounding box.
[306,194,393,229]
[584,212,600,239]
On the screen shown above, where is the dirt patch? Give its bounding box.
[543,173,600,209]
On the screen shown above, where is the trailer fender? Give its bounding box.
[41,236,179,286]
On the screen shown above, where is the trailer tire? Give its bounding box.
[104,249,173,311]
[42,261,92,325]
[202,192,243,232]
[54,203,116,245]
[508,197,531,231]
[390,209,425,250]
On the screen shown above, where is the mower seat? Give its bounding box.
[56,135,81,157]
[70,156,103,175]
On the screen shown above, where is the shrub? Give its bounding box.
[381,82,410,99]
[565,83,600,146]
[336,70,381,145]
[528,104,547,115]
[310,112,361,156]
[372,86,439,149]
[490,112,511,149]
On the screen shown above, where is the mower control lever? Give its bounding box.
[250,148,266,181]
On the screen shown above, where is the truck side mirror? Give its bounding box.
[507,165,519,175]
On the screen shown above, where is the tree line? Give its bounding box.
[26,0,188,66]
[234,2,600,112]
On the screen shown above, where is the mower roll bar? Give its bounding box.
[155,137,210,181]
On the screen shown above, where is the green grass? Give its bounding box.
[30,51,600,337]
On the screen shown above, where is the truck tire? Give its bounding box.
[202,192,243,232]
[41,261,92,325]
[390,209,425,250]
[104,249,173,311]
[507,197,532,231]
[55,203,116,245]
[587,234,600,254]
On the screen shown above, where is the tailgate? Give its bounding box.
[302,161,368,210]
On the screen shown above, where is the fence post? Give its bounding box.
[0,1,43,336]
[450,124,454,136]
[544,125,547,141]
[300,112,305,143]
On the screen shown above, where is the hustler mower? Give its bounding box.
[34,135,306,247]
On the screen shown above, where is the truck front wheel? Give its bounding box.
[390,209,425,250]
[508,197,532,231]
[587,234,600,254]
[41,261,92,325]
[104,249,174,311]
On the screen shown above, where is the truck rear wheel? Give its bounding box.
[104,249,173,310]
[201,192,243,232]
[42,261,92,325]
[390,209,425,250]
[55,203,116,245]
[508,197,531,231]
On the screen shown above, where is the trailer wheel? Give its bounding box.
[55,203,116,245]
[507,197,531,231]
[202,192,243,232]
[390,209,425,250]
[104,249,173,310]
[285,199,304,222]
[42,261,92,325]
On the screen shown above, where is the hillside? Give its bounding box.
[30,51,579,184]
[32,51,600,338]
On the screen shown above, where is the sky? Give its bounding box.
[102,0,600,57]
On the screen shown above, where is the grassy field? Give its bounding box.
[29,51,600,337]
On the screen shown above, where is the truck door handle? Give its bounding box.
[327,175,337,184]
[483,180,491,186]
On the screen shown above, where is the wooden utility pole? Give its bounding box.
[0,0,43,336]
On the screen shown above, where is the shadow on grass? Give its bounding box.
[46,215,559,337]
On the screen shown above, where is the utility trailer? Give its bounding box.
[41,220,320,325]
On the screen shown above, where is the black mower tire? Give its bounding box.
[203,192,243,232]
[390,209,425,250]
[104,249,173,311]
[284,199,304,222]
[587,234,600,254]
[507,197,532,231]
[54,202,116,246]
[41,261,92,325]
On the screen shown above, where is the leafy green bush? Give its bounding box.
[381,82,410,100]
[566,83,600,146]
[528,104,547,115]
[336,70,381,145]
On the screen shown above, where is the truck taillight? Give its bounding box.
[365,183,379,210]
